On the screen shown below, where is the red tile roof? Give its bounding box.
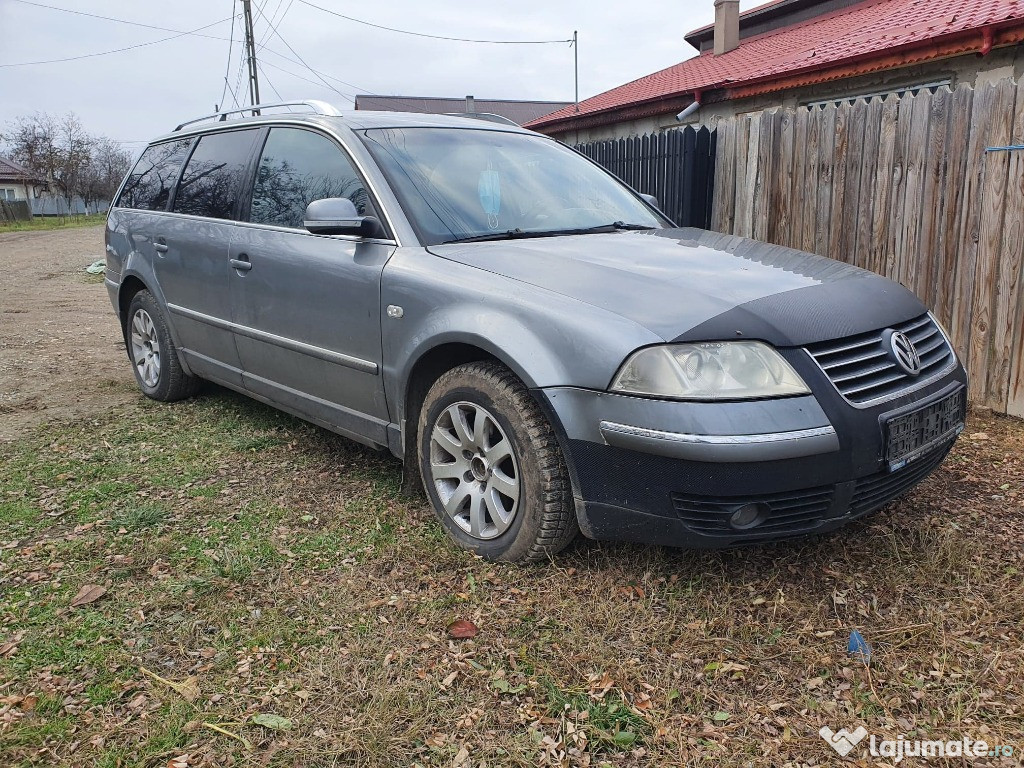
[0,157,42,182]
[527,0,1024,131]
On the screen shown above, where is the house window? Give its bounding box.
[0,188,16,201]
[802,79,952,109]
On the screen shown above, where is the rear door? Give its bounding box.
[156,128,262,386]
[229,126,395,443]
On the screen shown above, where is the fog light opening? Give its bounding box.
[729,502,768,530]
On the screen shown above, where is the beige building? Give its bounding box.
[0,157,46,205]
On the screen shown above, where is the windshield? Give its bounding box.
[360,127,668,245]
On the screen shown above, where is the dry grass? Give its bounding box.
[1,387,1022,767]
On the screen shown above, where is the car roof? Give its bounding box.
[149,109,536,145]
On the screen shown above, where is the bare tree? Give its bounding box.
[1,111,132,213]
[80,137,132,209]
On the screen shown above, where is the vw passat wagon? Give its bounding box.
[105,101,967,562]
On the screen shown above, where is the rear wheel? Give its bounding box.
[418,361,578,562]
[125,290,200,402]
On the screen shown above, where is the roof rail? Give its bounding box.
[173,100,343,132]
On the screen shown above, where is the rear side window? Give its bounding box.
[172,129,260,219]
[116,139,192,211]
[249,127,374,229]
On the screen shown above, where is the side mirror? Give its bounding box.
[639,193,660,209]
[303,198,383,238]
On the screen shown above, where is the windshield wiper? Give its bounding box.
[442,221,655,244]
[442,228,531,244]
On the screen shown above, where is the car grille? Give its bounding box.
[850,442,951,517]
[671,486,835,539]
[805,314,954,404]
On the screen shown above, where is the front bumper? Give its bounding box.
[537,359,967,549]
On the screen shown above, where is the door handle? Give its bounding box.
[229,255,252,272]
[153,239,168,253]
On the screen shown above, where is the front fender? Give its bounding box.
[381,249,661,428]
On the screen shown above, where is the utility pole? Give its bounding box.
[241,0,261,114]
[573,31,579,112]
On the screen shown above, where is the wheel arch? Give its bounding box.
[396,338,568,500]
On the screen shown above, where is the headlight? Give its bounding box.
[610,341,810,400]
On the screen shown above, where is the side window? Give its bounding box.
[116,139,192,211]
[249,127,375,229]
[172,129,260,219]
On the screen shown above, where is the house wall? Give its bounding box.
[0,181,35,202]
[547,44,1024,144]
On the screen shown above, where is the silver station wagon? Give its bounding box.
[105,100,967,562]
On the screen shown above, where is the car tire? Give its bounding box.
[418,361,578,563]
[125,290,200,402]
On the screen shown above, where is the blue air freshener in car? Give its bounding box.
[478,167,501,229]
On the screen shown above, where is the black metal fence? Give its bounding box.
[574,126,716,228]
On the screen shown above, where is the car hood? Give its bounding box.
[425,227,925,346]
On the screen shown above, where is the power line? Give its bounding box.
[258,59,356,102]
[0,15,237,68]
[296,0,572,44]
[7,0,235,42]
[218,0,239,110]
[257,0,293,50]
[247,0,352,102]
[256,61,285,102]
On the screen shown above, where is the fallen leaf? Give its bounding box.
[70,584,107,608]
[447,619,478,639]
[251,713,292,731]
[0,642,18,658]
[970,432,989,440]
[613,730,637,746]
[712,710,731,722]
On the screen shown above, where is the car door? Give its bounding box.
[229,126,395,444]
[153,128,262,386]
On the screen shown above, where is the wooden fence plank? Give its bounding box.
[951,84,994,365]
[885,90,914,281]
[870,95,899,276]
[711,119,735,232]
[933,84,973,330]
[837,100,865,264]
[769,109,795,245]
[814,105,837,257]
[753,110,776,241]
[790,108,809,248]
[828,100,852,262]
[968,81,1015,403]
[916,86,949,306]
[987,78,1024,410]
[897,89,931,291]
[854,97,884,272]
[801,108,821,252]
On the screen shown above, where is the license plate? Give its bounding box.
[885,389,965,471]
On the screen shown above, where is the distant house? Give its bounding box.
[0,157,47,204]
[354,94,573,127]
[527,0,1024,142]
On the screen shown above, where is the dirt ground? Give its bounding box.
[0,226,135,440]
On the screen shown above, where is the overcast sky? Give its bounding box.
[0,0,711,154]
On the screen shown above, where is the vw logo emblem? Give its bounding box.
[888,330,922,376]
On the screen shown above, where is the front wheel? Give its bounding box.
[125,290,200,402]
[418,362,578,562]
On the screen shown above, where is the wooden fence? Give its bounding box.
[712,78,1024,417]
[576,126,716,228]
[0,200,32,224]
